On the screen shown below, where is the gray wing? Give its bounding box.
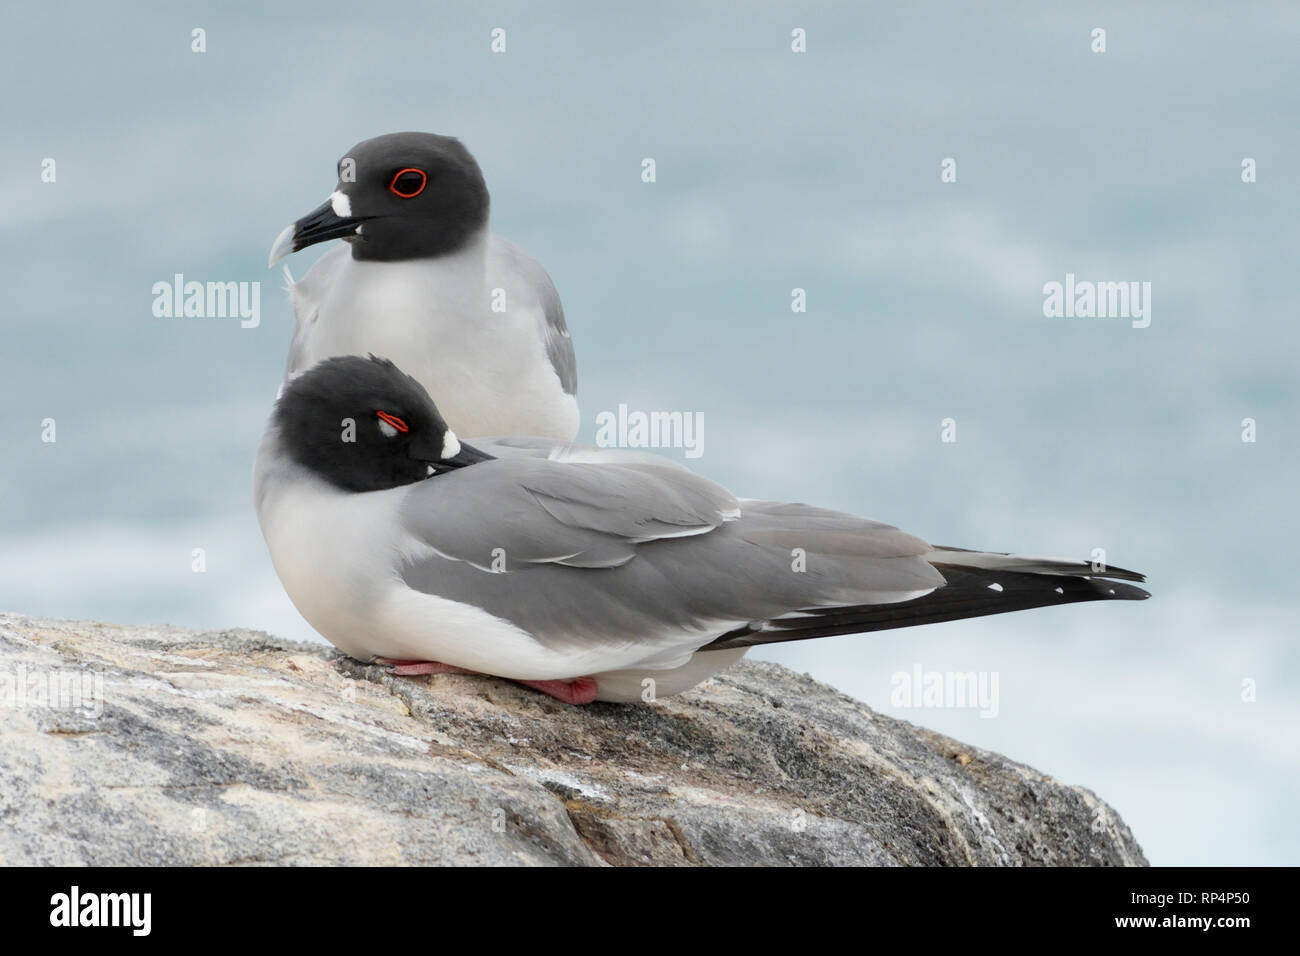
[468,436,691,470]
[403,457,739,570]
[487,235,577,395]
[397,458,940,659]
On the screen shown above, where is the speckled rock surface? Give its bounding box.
[0,613,1146,866]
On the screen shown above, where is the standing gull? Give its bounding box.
[253,356,1150,705]
[268,132,578,440]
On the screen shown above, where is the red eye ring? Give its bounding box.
[376,411,409,433]
[388,168,427,198]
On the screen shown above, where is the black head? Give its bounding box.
[274,355,493,493]
[268,132,491,266]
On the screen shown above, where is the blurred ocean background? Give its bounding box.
[2,2,1296,864]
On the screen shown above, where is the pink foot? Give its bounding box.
[374,657,475,676]
[373,658,599,705]
[517,677,600,706]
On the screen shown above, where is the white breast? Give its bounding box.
[286,238,579,440]
[253,440,655,680]
[253,448,548,668]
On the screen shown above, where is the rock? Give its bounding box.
[0,613,1146,866]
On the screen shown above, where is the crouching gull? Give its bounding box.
[253,355,1150,705]
[268,132,578,440]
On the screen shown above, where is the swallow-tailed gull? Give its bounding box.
[268,132,578,439]
[253,356,1150,704]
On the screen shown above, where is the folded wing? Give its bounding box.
[396,458,943,666]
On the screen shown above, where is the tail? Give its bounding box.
[704,546,1149,651]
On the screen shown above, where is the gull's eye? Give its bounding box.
[388,168,427,198]
[376,411,409,437]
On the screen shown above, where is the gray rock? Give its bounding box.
[0,613,1146,866]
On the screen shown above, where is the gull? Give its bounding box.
[254,355,1150,704]
[268,132,578,439]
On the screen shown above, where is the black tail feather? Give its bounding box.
[704,564,1150,651]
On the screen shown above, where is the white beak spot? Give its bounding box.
[330,190,352,218]
[442,430,461,460]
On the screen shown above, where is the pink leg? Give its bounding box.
[516,677,600,706]
[374,658,599,705]
[373,657,475,676]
